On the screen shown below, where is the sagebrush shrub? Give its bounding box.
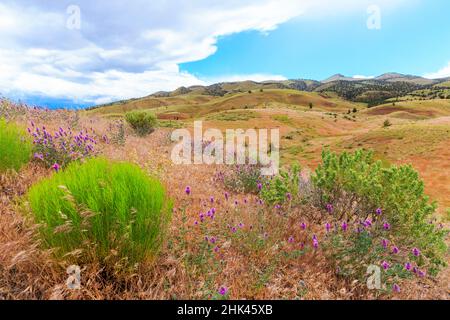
[27,158,172,266]
[312,149,447,274]
[125,111,157,136]
[0,118,32,173]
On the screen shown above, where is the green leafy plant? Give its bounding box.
[26,158,172,267]
[312,149,447,274]
[260,164,301,205]
[0,118,32,173]
[125,110,158,136]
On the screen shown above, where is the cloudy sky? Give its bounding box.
[0,0,449,107]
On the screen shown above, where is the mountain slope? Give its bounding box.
[90,72,450,111]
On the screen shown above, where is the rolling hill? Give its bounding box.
[89,72,450,114]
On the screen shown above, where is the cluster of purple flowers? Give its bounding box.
[28,123,98,169]
[321,204,427,293]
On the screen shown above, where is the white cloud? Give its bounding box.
[424,62,450,79]
[352,75,375,79]
[0,0,407,105]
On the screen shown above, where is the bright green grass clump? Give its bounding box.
[27,158,172,266]
[0,118,32,173]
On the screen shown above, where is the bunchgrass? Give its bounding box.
[27,158,172,266]
[0,118,32,173]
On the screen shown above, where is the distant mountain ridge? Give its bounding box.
[146,72,448,98]
[91,72,450,110]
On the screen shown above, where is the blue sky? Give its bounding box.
[0,0,449,108]
[182,0,450,81]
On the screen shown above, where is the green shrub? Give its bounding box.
[312,149,447,273]
[0,118,32,173]
[27,158,172,266]
[125,110,157,136]
[260,164,300,205]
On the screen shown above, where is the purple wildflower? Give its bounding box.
[393,284,401,293]
[383,222,391,230]
[51,163,60,172]
[325,222,331,233]
[185,186,191,195]
[404,262,412,271]
[218,286,228,296]
[381,261,390,270]
[34,153,44,161]
[326,203,333,214]
[312,235,319,249]
[288,236,294,243]
[392,246,399,254]
[341,221,348,232]
[376,208,382,215]
[412,248,421,257]
[382,239,389,249]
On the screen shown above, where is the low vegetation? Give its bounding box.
[125,110,158,136]
[26,158,172,267]
[312,149,447,274]
[29,124,98,169]
[0,98,448,300]
[0,118,32,173]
